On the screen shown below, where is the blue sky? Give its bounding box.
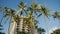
[0,0,60,34]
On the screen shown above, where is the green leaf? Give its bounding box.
[37,13,42,17]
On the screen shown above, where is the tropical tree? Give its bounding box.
[53,11,60,19]
[15,1,39,34]
[1,7,18,34]
[16,1,28,15]
[0,0,60,34]
[37,4,50,18]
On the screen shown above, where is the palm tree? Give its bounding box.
[16,1,28,15]
[2,6,15,20]
[53,11,60,19]
[16,1,40,34]
[1,1,60,34]
[1,7,18,34]
[37,4,50,18]
[1,2,48,34]
[15,13,37,34]
[28,2,39,16]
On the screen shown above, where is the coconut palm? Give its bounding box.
[28,2,39,16]
[1,7,18,34]
[1,1,60,34]
[16,1,40,34]
[3,7,26,34]
[37,4,50,18]
[17,1,28,15]
[0,7,16,24]
[53,11,60,19]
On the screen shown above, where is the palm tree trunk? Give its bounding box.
[29,19,36,34]
[17,17,23,32]
[8,17,17,34]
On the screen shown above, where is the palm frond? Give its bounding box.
[24,11,28,14]
[20,1,26,7]
[38,5,50,19]
[3,7,8,12]
[20,11,23,15]
[53,11,60,19]
[17,1,28,15]
[31,2,37,15]
[37,13,42,17]
[18,1,26,8]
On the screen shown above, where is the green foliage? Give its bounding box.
[0,1,60,34]
[51,29,60,34]
[53,11,60,19]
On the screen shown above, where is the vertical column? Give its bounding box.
[8,17,17,34]
[18,17,23,32]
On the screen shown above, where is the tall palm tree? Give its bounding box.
[1,1,59,34]
[11,2,48,34]
[16,1,40,34]
[0,7,16,25]
[27,2,39,16]
[1,7,18,34]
